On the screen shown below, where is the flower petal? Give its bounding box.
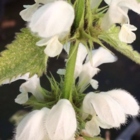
[119,0,140,15]
[36,38,49,46]
[20,4,39,21]
[57,69,66,75]
[15,108,50,140]
[83,92,126,127]
[15,92,28,104]
[76,43,88,67]
[104,0,111,5]
[29,1,74,40]
[20,74,44,102]
[45,99,77,140]
[44,36,63,57]
[119,24,137,43]
[78,63,100,91]
[88,47,117,68]
[90,79,99,89]
[101,4,129,30]
[94,116,112,129]
[85,117,100,137]
[106,89,139,116]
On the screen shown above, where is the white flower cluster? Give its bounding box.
[7,0,139,139]
[13,44,139,139]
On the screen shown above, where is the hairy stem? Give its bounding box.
[62,41,79,100]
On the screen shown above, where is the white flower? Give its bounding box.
[20,0,55,21]
[15,74,44,104]
[45,99,77,140]
[119,24,137,43]
[15,107,50,140]
[15,100,76,140]
[101,0,140,30]
[29,1,75,57]
[82,89,139,137]
[106,89,139,116]
[84,116,111,137]
[78,47,117,91]
[101,0,140,43]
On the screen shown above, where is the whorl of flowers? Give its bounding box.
[1,0,140,140]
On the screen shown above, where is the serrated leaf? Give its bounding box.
[0,28,48,84]
[83,136,105,140]
[99,25,140,64]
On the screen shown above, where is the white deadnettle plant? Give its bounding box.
[29,1,75,57]
[1,0,140,140]
[101,0,140,43]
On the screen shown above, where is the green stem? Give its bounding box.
[73,0,85,30]
[62,41,79,100]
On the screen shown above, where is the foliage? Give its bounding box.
[0,28,48,84]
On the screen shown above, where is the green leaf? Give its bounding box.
[83,136,105,140]
[99,25,140,64]
[0,28,48,84]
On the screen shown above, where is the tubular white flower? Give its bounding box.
[37,36,63,57]
[82,89,139,137]
[29,1,75,57]
[15,107,50,140]
[119,24,137,43]
[20,0,54,21]
[78,47,117,90]
[78,63,100,91]
[82,92,126,127]
[106,89,139,116]
[45,99,77,140]
[15,74,44,104]
[101,0,140,30]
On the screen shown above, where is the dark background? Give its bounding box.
[0,0,140,140]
